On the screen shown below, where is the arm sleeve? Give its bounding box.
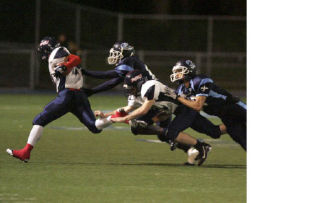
[196,82,212,97]
[82,69,120,79]
[211,84,239,103]
[62,54,81,74]
[90,77,124,94]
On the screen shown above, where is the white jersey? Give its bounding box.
[140,80,178,114]
[127,95,144,109]
[48,47,83,92]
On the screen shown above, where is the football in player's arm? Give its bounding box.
[6,37,112,162]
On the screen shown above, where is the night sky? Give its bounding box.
[63,0,246,16]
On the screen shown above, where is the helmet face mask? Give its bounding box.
[107,42,134,65]
[107,48,123,65]
[170,66,189,82]
[37,37,59,62]
[170,60,196,82]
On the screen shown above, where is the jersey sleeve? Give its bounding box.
[195,78,213,97]
[175,84,184,95]
[211,83,239,104]
[143,85,156,100]
[54,47,70,59]
[115,64,134,77]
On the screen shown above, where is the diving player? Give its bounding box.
[111,70,213,166]
[171,59,247,150]
[6,37,112,162]
[81,41,156,96]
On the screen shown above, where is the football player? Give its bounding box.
[81,41,156,96]
[110,70,215,166]
[6,37,112,162]
[171,59,247,150]
[95,82,227,165]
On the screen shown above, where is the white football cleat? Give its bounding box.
[6,148,13,156]
[185,147,199,165]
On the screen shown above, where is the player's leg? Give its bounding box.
[130,107,161,135]
[71,91,110,133]
[221,103,247,150]
[190,113,225,139]
[225,121,247,151]
[7,89,72,162]
[164,106,212,166]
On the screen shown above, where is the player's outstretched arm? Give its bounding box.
[94,105,133,119]
[83,77,124,97]
[81,69,119,79]
[111,100,155,123]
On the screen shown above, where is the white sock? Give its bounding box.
[27,125,44,146]
[95,116,112,130]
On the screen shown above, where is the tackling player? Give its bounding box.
[6,37,112,162]
[111,70,214,166]
[81,41,156,96]
[95,84,227,165]
[171,59,247,150]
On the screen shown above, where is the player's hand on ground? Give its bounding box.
[110,117,127,123]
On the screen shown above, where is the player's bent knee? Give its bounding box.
[208,126,222,139]
[131,126,139,135]
[164,128,179,141]
[157,133,170,143]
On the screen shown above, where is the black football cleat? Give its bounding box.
[196,143,212,166]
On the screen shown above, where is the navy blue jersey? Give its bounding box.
[176,75,240,116]
[115,56,156,80]
[82,55,156,95]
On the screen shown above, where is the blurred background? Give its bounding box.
[0,0,246,95]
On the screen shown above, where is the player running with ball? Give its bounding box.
[6,37,112,162]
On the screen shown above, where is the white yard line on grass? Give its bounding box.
[0,193,36,202]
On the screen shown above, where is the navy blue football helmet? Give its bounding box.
[37,36,59,61]
[170,59,196,82]
[107,42,135,65]
[123,70,147,96]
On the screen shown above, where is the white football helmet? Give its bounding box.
[170,59,196,82]
[107,42,134,65]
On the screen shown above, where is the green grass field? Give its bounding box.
[0,94,246,202]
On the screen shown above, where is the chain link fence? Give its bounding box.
[1,0,246,92]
